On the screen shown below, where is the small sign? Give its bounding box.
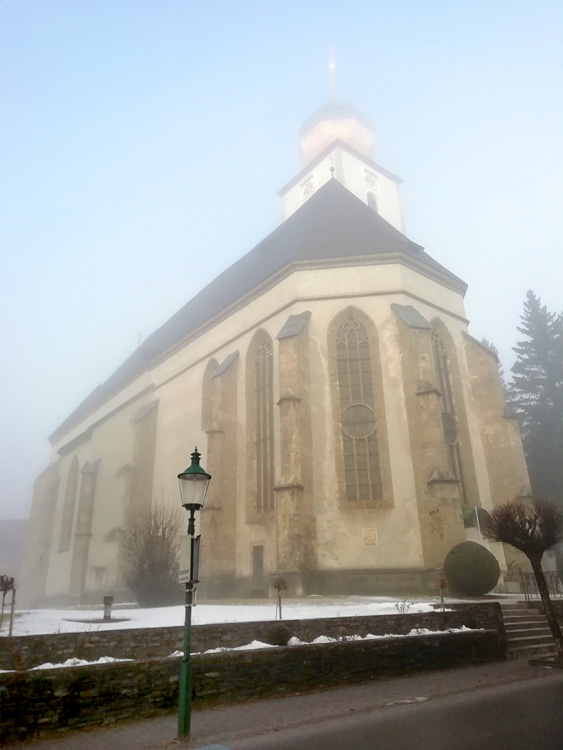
[363,528,378,546]
[179,534,201,585]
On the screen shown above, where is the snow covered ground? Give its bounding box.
[6,596,443,637]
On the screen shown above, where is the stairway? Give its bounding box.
[501,602,558,660]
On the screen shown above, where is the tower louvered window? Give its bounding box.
[336,315,382,504]
[254,333,274,513]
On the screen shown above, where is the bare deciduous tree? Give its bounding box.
[122,502,182,608]
[483,498,563,659]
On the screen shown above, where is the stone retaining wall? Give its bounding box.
[1,629,503,743]
[0,602,503,670]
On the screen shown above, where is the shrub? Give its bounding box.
[444,541,500,596]
[264,624,292,646]
[122,502,182,607]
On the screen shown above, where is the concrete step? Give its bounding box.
[507,642,557,660]
[504,617,547,630]
[501,605,538,612]
[507,633,555,649]
[504,619,550,629]
[506,626,552,639]
[503,613,546,621]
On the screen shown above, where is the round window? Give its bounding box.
[341,403,376,439]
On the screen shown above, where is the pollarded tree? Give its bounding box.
[510,291,563,507]
[484,498,563,659]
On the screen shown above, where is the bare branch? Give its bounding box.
[483,498,563,558]
[122,501,182,607]
[483,496,563,658]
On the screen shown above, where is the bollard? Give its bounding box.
[103,595,114,621]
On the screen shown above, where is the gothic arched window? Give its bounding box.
[58,456,78,552]
[248,331,275,514]
[335,315,382,504]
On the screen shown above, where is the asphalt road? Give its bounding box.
[222,675,563,750]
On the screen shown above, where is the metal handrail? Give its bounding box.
[519,570,563,602]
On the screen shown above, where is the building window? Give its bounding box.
[364,170,378,189]
[336,315,383,504]
[367,192,378,213]
[58,456,79,552]
[431,328,467,500]
[252,331,275,513]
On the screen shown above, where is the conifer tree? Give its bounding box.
[510,291,563,507]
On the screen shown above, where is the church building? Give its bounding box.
[19,102,531,605]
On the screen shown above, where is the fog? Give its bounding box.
[1,1,562,521]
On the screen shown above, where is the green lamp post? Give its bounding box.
[177,447,211,739]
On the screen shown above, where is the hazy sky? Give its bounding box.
[1,1,562,521]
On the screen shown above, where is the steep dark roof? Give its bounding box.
[50,180,465,443]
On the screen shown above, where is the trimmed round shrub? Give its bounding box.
[444,541,500,596]
[264,624,292,646]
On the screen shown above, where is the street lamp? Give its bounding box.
[177,447,211,739]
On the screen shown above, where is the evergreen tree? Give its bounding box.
[510,291,563,506]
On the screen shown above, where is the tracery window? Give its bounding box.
[253,332,274,513]
[58,456,78,552]
[336,315,382,504]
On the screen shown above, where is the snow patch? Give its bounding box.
[6,597,440,637]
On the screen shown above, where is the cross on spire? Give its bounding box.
[329,47,336,99]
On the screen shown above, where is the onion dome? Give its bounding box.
[299,102,375,165]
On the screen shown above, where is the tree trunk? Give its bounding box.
[0,592,5,632]
[530,556,563,659]
[8,588,16,638]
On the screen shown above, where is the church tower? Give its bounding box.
[279,102,405,233]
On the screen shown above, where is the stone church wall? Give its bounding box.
[21,262,528,604]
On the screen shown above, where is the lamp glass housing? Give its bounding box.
[178,448,211,510]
